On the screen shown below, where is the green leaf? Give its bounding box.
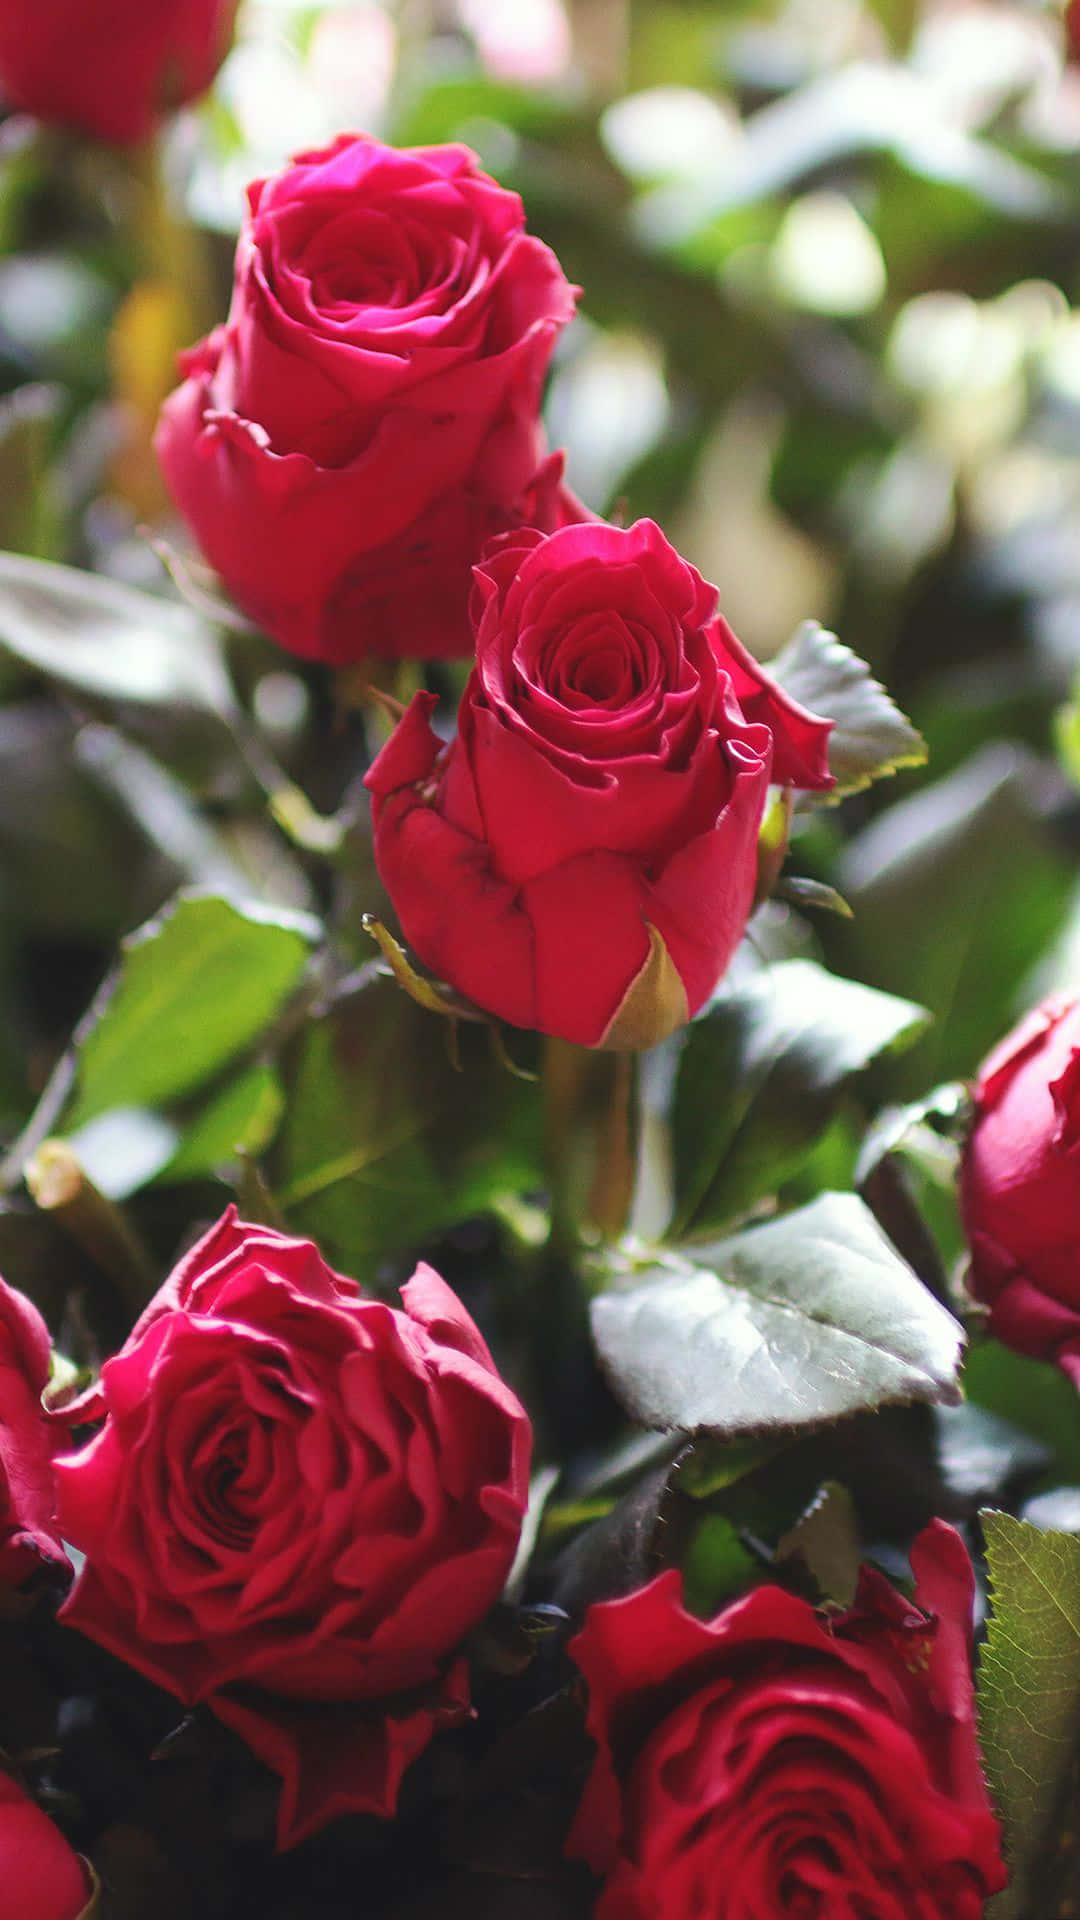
[681,1513,760,1618]
[769,620,927,800]
[671,959,929,1237]
[854,1082,969,1191]
[591,1191,964,1435]
[0,385,63,558]
[979,1512,1080,1919]
[965,1341,1080,1486]
[833,744,1074,1094]
[64,893,318,1130]
[0,550,236,715]
[158,1062,285,1184]
[272,972,543,1277]
[1053,694,1080,790]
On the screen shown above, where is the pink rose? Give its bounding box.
[0,1275,67,1588]
[0,0,237,146]
[155,135,580,663]
[567,1523,1006,1918]
[365,519,833,1048]
[55,1210,531,1848]
[961,994,1080,1386]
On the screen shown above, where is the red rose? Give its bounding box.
[960,995,1080,1387]
[365,519,833,1048]
[155,135,580,663]
[0,0,237,146]
[0,1772,95,1920]
[0,1275,68,1588]
[566,1524,1005,1919]
[54,1210,531,1848]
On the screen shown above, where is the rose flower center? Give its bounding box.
[540,613,656,711]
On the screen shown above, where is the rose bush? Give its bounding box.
[365,518,833,1048]
[0,0,237,146]
[0,1771,94,1920]
[156,134,579,663]
[54,1209,531,1848]
[961,994,1080,1386]
[0,1275,67,1589]
[566,1522,1005,1918]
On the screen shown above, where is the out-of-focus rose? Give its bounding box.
[961,994,1080,1387]
[365,519,833,1048]
[0,0,238,146]
[155,135,579,664]
[0,1772,95,1920]
[566,1523,1006,1919]
[55,1209,531,1848]
[0,1276,67,1589]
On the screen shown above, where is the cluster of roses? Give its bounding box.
[2,1206,1006,1917]
[151,128,839,1052]
[3,11,1080,1911]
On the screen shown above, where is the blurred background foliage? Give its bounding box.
[0,0,1078,1300]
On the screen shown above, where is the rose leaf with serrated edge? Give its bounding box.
[770,620,926,801]
[978,1511,1080,1920]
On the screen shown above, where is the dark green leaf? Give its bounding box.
[591,1192,964,1435]
[979,1512,1080,1919]
[832,744,1074,1093]
[965,1341,1080,1486]
[0,550,236,714]
[770,620,927,799]
[272,973,543,1276]
[544,1458,691,1617]
[672,959,928,1237]
[64,893,318,1131]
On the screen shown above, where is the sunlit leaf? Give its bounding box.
[833,743,1073,1091]
[159,1062,285,1184]
[979,1513,1080,1919]
[64,892,318,1130]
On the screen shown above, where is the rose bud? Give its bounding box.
[0,1275,69,1589]
[365,519,833,1049]
[567,1522,1006,1918]
[0,0,238,147]
[155,134,580,664]
[960,994,1080,1386]
[0,1772,95,1920]
[54,1210,531,1849]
